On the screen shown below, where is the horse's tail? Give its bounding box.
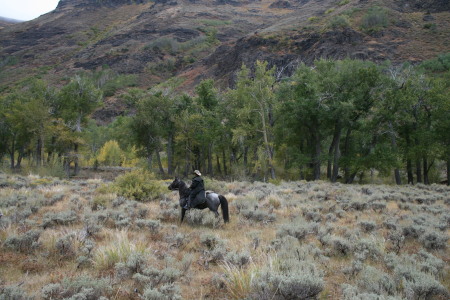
[219,195,229,223]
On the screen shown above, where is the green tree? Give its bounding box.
[97,140,123,166]
[227,61,277,180]
[58,75,103,175]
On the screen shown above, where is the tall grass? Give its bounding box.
[93,230,147,270]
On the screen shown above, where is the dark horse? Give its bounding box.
[168,178,229,223]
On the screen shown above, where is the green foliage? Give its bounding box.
[361,6,389,33]
[4,229,42,253]
[97,140,123,166]
[420,53,450,72]
[329,15,350,29]
[112,169,165,201]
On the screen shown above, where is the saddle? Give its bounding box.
[191,190,207,207]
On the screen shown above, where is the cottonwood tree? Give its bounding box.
[58,75,103,175]
[227,61,277,180]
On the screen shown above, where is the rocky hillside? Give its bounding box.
[0,0,449,91]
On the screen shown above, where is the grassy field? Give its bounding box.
[0,172,449,299]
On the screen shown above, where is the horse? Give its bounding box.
[168,177,229,224]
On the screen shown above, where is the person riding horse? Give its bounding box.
[183,170,205,210]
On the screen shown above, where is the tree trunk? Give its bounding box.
[416,159,422,183]
[327,129,339,179]
[15,146,24,169]
[405,129,413,184]
[167,132,174,175]
[423,157,429,185]
[388,122,402,185]
[9,139,15,169]
[74,143,80,175]
[36,137,43,167]
[243,146,248,174]
[156,149,165,175]
[208,143,213,176]
[216,155,222,175]
[147,152,153,170]
[407,159,414,185]
[184,142,190,177]
[343,129,353,183]
[313,131,321,180]
[222,149,227,176]
[331,126,342,183]
[447,157,450,186]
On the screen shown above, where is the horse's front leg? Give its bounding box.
[180,208,187,224]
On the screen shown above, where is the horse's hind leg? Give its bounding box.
[214,210,219,218]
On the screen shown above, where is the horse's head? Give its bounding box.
[168,177,182,191]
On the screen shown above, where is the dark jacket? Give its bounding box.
[189,175,205,197]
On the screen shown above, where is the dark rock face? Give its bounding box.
[393,0,450,12]
[269,1,293,9]
[57,0,150,10]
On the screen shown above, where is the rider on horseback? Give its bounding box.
[183,170,205,210]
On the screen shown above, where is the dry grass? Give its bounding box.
[0,173,449,299]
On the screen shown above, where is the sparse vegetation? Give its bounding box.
[361,6,389,33]
[0,173,448,299]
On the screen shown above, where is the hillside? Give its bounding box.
[0,0,449,92]
[0,17,23,30]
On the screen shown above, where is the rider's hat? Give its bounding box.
[193,170,201,176]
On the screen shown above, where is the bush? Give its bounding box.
[135,219,161,233]
[359,221,376,233]
[142,284,181,300]
[42,276,111,300]
[133,267,181,288]
[361,6,388,33]
[329,15,350,29]
[42,211,77,228]
[357,266,395,295]
[4,229,41,253]
[251,262,324,300]
[113,169,166,202]
[420,230,448,250]
[0,285,32,300]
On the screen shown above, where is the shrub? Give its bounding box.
[200,233,222,250]
[42,211,77,228]
[133,267,181,287]
[357,266,396,295]
[113,169,166,202]
[277,223,311,241]
[354,238,384,261]
[251,262,324,300]
[330,236,352,256]
[0,285,32,300]
[420,230,448,250]
[55,234,77,258]
[225,250,252,268]
[60,275,112,299]
[329,15,350,29]
[361,6,389,33]
[4,229,41,253]
[142,284,181,300]
[97,140,124,166]
[135,219,161,233]
[241,208,276,223]
[399,269,449,299]
[359,221,376,233]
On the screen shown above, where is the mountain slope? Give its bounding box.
[0,0,449,92]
